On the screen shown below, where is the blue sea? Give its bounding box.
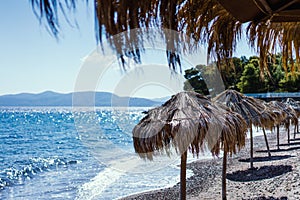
[0,107,211,200]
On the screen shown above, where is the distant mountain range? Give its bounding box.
[0,91,167,107]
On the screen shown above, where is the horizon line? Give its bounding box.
[0,90,172,99]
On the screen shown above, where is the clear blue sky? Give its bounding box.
[0,1,254,98]
[0,0,95,95]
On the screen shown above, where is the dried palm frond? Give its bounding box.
[212,110,247,156]
[30,0,78,36]
[30,0,300,74]
[178,0,242,69]
[259,108,278,130]
[247,22,300,77]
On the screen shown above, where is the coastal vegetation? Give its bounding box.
[184,54,300,94]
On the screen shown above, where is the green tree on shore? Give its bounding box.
[183,65,209,95]
[219,57,243,90]
[263,54,285,92]
[237,57,264,93]
[279,73,300,92]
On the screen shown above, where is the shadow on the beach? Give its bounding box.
[256,146,300,153]
[279,141,300,146]
[226,165,292,182]
[289,137,300,142]
[238,155,293,163]
[243,196,287,200]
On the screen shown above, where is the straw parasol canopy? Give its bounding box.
[31,0,300,74]
[133,91,247,200]
[133,91,246,158]
[266,101,287,126]
[284,98,300,117]
[283,98,300,134]
[213,89,277,167]
[281,99,299,141]
[255,99,278,157]
[212,89,275,127]
[267,101,288,149]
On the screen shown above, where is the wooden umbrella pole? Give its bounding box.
[287,123,290,144]
[250,125,254,169]
[262,127,271,157]
[180,150,187,200]
[222,148,228,200]
[277,125,280,150]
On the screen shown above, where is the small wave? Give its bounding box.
[0,157,79,190]
[0,178,9,190]
[75,155,195,200]
[76,167,125,200]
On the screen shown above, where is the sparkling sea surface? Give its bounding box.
[0,107,201,200]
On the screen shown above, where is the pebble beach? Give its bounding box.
[121,126,300,200]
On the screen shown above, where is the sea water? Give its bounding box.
[0,107,213,200]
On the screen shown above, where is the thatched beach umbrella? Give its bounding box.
[281,101,299,142]
[284,98,300,117]
[283,98,300,135]
[215,108,247,200]
[257,100,278,157]
[133,91,247,200]
[267,101,288,150]
[213,89,276,168]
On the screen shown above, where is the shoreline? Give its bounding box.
[120,126,300,199]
